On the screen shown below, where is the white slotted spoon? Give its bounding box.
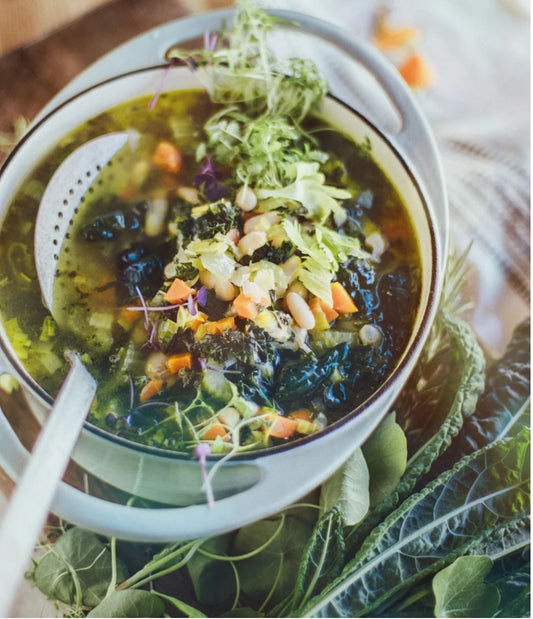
[0,132,129,617]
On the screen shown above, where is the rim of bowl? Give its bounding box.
[0,64,440,462]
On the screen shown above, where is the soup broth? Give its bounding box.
[0,89,421,455]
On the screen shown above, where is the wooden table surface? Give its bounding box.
[0,0,231,135]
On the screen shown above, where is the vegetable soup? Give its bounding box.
[0,4,421,456]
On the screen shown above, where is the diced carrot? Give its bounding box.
[211,317,236,333]
[167,352,193,374]
[289,409,313,422]
[232,293,259,320]
[318,299,339,322]
[331,282,358,314]
[399,53,433,89]
[188,312,209,333]
[267,414,298,439]
[118,307,141,325]
[202,421,228,441]
[195,317,236,339]
[371,9,418,50]
[288,410,318,435]
[373,26,418,50]
[164,278,196,303]
[139,378,164,403]
[153,141,182,174]
[308,298,332,330]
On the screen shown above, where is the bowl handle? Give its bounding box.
[0,401,370,543]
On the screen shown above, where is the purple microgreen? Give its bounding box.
[203,30,219,52]
[194,156,227,201]
[187,293,197,316]
[135,286,151,334]
[194,442,215,508]
[129,375,135,409]
[149,64,172,110]
[198,358,207,370]
[144,318,161,351]
[196,286,208,307]
[125,303,183,312]
[185,57,199,72]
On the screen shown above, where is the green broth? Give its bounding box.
[0,89,421,454]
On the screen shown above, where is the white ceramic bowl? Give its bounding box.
[0,9,447,542]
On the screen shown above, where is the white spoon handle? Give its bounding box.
[0,354,96,618]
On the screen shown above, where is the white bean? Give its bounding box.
[199,269,217,289]
[281,255,301,282]
[177,186,200,204]
[164,261,177,279]
[366,231,387,258]
[238,231,267,256]
[145,351,169,379]
[359,324,382,345]
[235,185,257,212]
[286,292,316,329]
[243,212,280,235]
[130,160,150,189]
[215,279,237,301]
[226,228,241,244]
[218,407,240,429]
[145,198,168,237]
[287,281,308,299]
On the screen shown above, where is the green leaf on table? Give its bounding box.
[362,413,407,506]
[432,556,500,618]
[487,547,531,618]
[87,590,164,617]
[154,591,208,618]
[187,535,236,606]
[296,429,530,618]
[288,508,345,613]
[320,447,369,525]
[397,311,485,489]
[347,311,486,551]
[233,515,312,604]
[33,527,128,607]
[434,317,530,474]
[221,609,264,617]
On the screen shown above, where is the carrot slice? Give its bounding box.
[202,422,228,441]
[318,299,339,322]
[373,26,418,50]
[309,298,336,330]
[399,53,433,89]
[167,352,193,374]
[164,278,195,303]
[232,293,259,320]
[331,282,358,314]
[139,378,164,403]
[195,317,236,339]
[289,409,313,422]
[267,414,298,439]
[153,141,182,174]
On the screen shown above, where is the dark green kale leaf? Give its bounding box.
[176,200,241,241]
[190,326,281,404]
[250,241,294,264]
